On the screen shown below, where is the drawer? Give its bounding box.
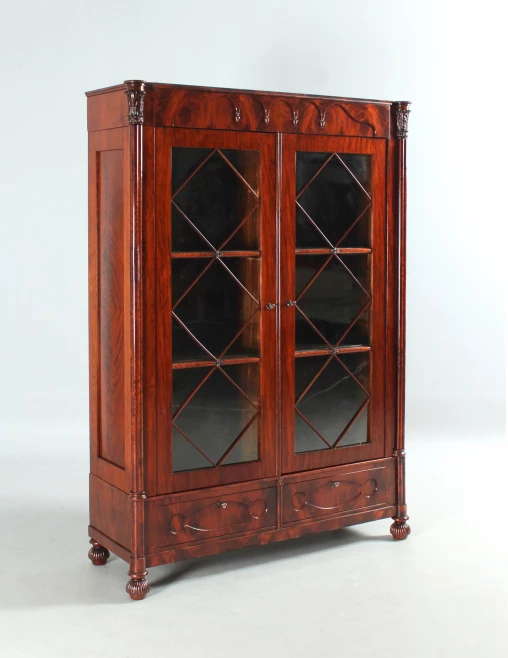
[154,484,277,548]
[282,459,395,525]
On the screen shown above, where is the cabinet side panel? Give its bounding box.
[89,128,130,492]
[87,89,129,132]
[98,149,126,468]
[89,474,131,551]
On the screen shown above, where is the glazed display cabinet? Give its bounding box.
[86,80,411,600]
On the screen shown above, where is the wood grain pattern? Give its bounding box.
[154,486,276,548]
[154,128,278,495]
[153,87,389,138]
[88,127,131,492]
[86,81,391,138]
[86,81,410,599]
[280,134,387,474]
[147,504,396,567]
[282,459,394,524]
[98,149,126,469]
[89,474,131,550]
[391,102,411,539]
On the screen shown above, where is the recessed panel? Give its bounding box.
[98,149,125,469]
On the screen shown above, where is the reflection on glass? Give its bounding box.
[172,257,260,362]
[295,254,371,351]
[172,364,260,472]
[172,148,260,251]
[296,152,372,248]
[294,355,369,453]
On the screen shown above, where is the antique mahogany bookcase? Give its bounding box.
[86,80,411,600]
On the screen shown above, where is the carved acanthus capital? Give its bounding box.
[395,101,411,139]
[125,80,147,125]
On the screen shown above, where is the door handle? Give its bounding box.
[285,300,296,307]
[264,303,276,310]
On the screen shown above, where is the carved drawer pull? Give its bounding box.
[330,481,340,488]
[217,502,228,509]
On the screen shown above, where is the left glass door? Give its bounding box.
[155,129,277,493]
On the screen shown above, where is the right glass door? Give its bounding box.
[280,135,387,473]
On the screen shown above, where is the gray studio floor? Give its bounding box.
[1,424,507,658]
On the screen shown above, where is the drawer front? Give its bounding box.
[155,485,277,548]
[282,460,395,525]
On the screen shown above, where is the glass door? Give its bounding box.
[156,128,277,492]
[280,135,386,473]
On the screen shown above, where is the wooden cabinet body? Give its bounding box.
[86,80,411,600]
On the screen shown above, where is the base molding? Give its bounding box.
[146,504,396,567]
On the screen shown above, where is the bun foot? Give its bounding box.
[88,540,110,565]
[126,572,150,601]
[390,519,411,541]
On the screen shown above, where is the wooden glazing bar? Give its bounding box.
[172,251,261,258]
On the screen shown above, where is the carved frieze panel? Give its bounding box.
[153,88,390,137]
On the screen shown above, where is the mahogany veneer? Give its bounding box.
[86,80,411,600]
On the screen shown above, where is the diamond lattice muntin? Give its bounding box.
[172,147,260,252]
[171,147,262,365]
[172,364,260,472]
[295,253,371,351]
[296,152,372,249]
[295,352,370,452]
[170,147,262,472]
[294,151,373,453]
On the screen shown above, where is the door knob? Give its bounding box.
[264,303,276,310]
[285,300,296,306]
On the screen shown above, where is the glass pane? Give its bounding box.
[295,355,329,399]
[172,366,213,414]
[172,364,259,471]
[340,352,370,393]
[222,418,259,465]
[172,147,213,191]
[336,407,369,447]
[296,152,372,248]
[295,254,371,351]
[172,257,260,363]
[294,413,329,453]
[173,427,213,472]
[172,148,260,251]
[295,356,369,453]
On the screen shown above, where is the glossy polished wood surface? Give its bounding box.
[86,81,410,600]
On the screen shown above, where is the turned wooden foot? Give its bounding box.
[88,539,110,565]
[390,519,411,541]
[126,571,150,601]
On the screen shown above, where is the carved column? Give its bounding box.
[390,101,411,541]
[124,80,151,598]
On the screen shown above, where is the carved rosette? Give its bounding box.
[124,80,147,125]
[126,574,151,601]
[88,540,110,566]
[395,102,411,138]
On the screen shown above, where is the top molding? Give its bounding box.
[86,80,410,139]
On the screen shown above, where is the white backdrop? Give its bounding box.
[0,0,505,453]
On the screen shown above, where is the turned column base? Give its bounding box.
[390,519,411,541]
[88,540,110,565]
[126,571,151,601]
